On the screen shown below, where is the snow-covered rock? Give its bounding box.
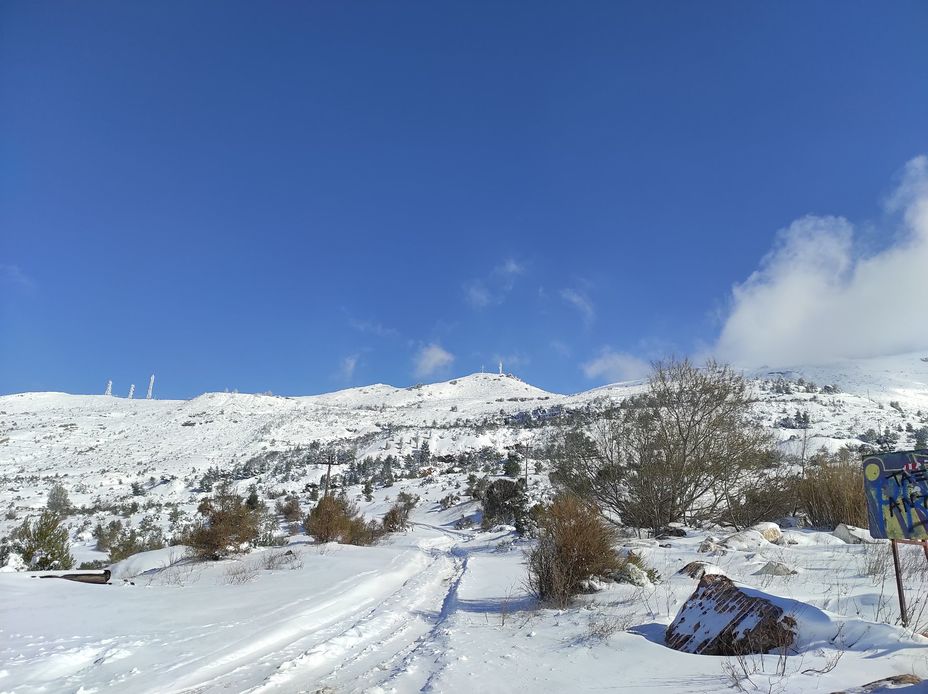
[677,561,726,579]
[753,561,797,576]
[834,524,882,545]
[109,546,191,580]
[665,574,796,655]
[751,522,783,544]
[0,552,26,572]
[721,529,771,551]
[779,530,848,546]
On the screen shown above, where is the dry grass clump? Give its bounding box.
[796,450,867,528]
[526,494,621,608]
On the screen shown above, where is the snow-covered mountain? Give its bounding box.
[2,352,928,518]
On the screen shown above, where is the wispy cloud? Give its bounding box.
[349,318,398,338]
[463,258,526,308]
[582,349,650,383]
[560,288,595,326]
[464,280,494,308]
[491,351,530,372]
[413,343,455,379]
[714,155,928,367]
[0,264,36,292]
[338,354,360,381]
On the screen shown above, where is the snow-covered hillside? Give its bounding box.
[2,354,928,518]
[3,354,928,693]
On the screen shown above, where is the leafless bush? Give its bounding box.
[720,616,801,694]
[262,549,304,571]
[717,469,797,531]
[550,359,776,532]
[222,561,258,585]
[585,612,625,641]
[147,558,201,587]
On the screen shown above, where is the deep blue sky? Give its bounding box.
[2,2,926,398]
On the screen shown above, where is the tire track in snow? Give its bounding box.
[246,547,459,693]
[155,555,425,694]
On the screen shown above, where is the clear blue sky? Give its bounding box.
[2,2,926,398]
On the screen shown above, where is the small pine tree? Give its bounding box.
[245,485,261,511]
[915,427,928,450]
[11,510,74,570]
[381,459,394,487]
[503,452,522,478]
[305,495,377,545]
[47,483,72,516]
[184,482,263,560]
[481,478,528,532]
[362,479,374,502]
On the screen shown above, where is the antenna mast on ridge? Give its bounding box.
[128,384,135,400]
[146,374,155,400]
[104,380,112,396]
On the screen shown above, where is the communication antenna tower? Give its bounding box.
[128,384,135,399]
[499,361,503,375]
[146,374,155,400]
[104,380,112,396]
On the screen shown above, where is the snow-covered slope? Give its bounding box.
[3,357,928,517]
[4,356,928,693]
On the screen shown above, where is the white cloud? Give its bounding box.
[498,258,525,276]
[464,280,493,308]
[349,318,398,338]
[715,155,928,367]
[0,264,35,291]
[338,354,359,381]
[582,349,650,383]
[464,258,525,308]
[560,288,595,326]
[413,343,455,379]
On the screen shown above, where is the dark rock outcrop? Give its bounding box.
[665,574,796,655]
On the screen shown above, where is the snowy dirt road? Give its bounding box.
[0,523,495,694]
[6,508,928,694]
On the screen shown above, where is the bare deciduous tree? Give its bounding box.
[552,358,775,532]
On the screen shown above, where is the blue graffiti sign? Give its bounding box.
[863,450,928,540]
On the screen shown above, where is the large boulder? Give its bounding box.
[665,574,796,655]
